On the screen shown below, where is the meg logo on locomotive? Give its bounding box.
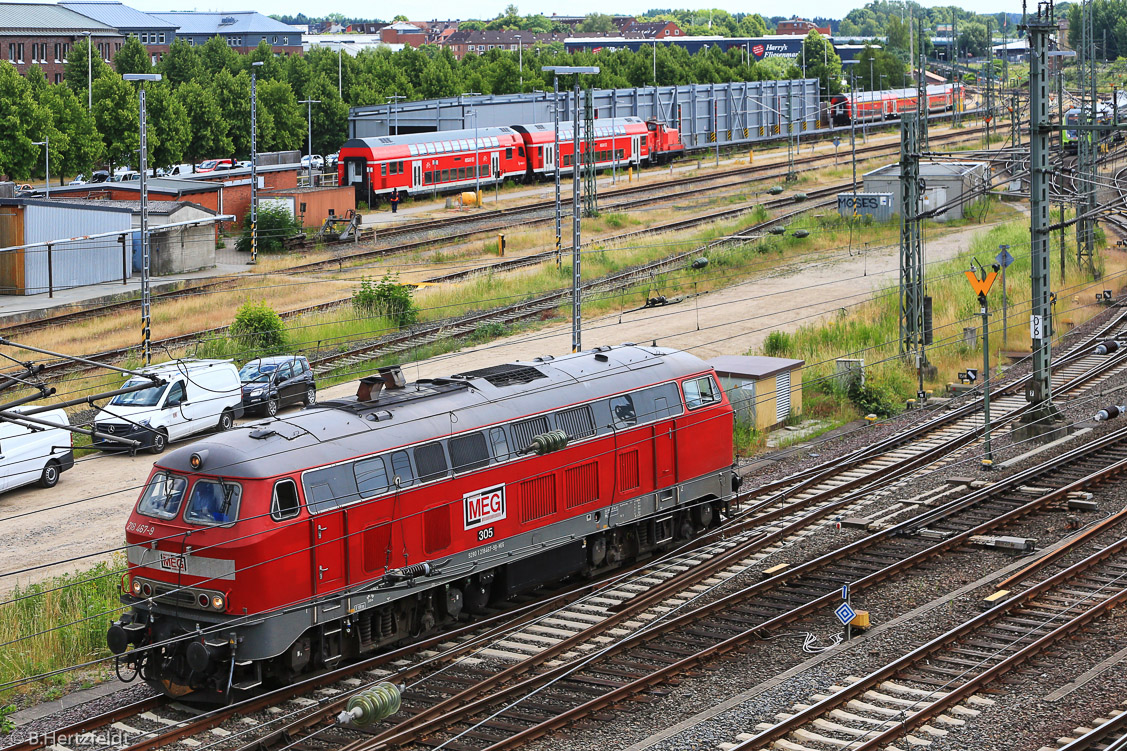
[464,484,507,529]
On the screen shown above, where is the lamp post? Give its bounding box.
[461,91,481,204]
[541,65,599,353]
[249,61,262,264]
[122,73,161,366]
[869,56,874,92]
[299,97,320,187]
[31,138,48,198]
[337,42,342,97]
[82,31,91,110]
[515,34,522,92]
[653,40,657,84]
[386,94,405,136]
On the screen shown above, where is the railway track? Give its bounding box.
[1049,704,1127,751]
[0,123,992,347]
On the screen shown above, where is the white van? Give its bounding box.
[92,360,244,454]
[0,407,74,493]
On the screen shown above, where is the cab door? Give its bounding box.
[411,161,422,191]
[544,144,554,172]
[312,510,347,593]
[632,135,642,165]
[490,152,500,181]
[653,419,675,488]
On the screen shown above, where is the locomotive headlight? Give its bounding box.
[131,578,142,595]
[211,594,226,611]
[190,450,208,469]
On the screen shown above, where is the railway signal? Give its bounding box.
[966,260,998,467]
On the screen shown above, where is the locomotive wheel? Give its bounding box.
[677,516,695,541]
[38,460,60,489]
[463,579,492,614]
[691,501,714,530]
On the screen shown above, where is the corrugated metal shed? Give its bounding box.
[863,161,989,221]
[19,201,132,296]
[0,2,115,32]
[61,2,177,30]
[708,355,804,432]
[150,10,299,35]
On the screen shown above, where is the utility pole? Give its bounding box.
[123,73,162,366]
[1016,1,1066,441]
[786,91,796,181]
[899,112,928,399]
[553,75,562,267]
[917,16,928,149]
[250,61,262,264]
[1076,0,1098,275]
[582,86,597,216]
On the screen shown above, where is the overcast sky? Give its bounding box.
[132,1,1018,23]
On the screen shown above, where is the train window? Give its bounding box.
[271,479,300,521]
[408,144,418,155]
[137,471,187,520]
[398,161,404,173]
[381,163,387,176]
[511,416,550,451]
[556,405,596,440]
[450,432,490,473]
[537,146,543,159]
[488,427,510,460]
[490,137,499,147]
[425,171,433,184]
[505,147,513,159]
[442,169,450,181]
[683,376,720,410]
[609,395,637,429]
[184,480,242,526]
[303,465,361,514]
[354,456,390,497]
[390,451,414,488]
[413,442,448,482]
[518,147,524,157]
[458,168,466,179]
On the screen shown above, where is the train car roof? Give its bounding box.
[342,126,521,153]
[157,344,716,480]
[513,117,648,144]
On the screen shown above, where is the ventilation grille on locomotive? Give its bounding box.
[454,363,547,387]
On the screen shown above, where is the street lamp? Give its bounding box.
[515,34,522,91]
[652,40,658,84]
[122,72,161,366]
[299,97,320,187]
[82,31,91,110]
[250,61,263,264]
[386,94,405,136]
[541,65,599,353]
[31,138,48,198]
[461,92,481,203]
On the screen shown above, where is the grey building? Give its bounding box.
[862,161,990,222]
[149,11,302,54]
[61,1,176,60]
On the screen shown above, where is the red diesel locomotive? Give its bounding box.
[107,344,738,700]
[339,116,684,203]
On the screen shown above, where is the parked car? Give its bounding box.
[300,154,324,171]
[14,184,34,195]
[68,174,87,185]
[88,170,110,183]
[325,152,339,170]
[167,163,195,176]
[235,160,251,169]
[196,159,233,173]
[238,355,316,417]
[0,407,73,493]
[110,171,140,182]
[92,359,244,454]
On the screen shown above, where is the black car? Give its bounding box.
[238,356,316,417]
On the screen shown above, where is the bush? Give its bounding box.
[229,300,286,355]
[235,204,302,254]
[762,330,793,357]
[847,378,898,418]
[352,273,419,328]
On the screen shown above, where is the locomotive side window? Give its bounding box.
[271,479,300,521]
[489,427,510,460]
[511,416,550,451]
[683,376,720,410]
[137,471,188,520]
[450,432,490,473]
[413,442,448,482]
[184,480,242,526]
[354,456,390,497]
[505,147,513,159]
[556,405,595,440]
[609,395,637,429]
[390,451,414,488]
[380,163,387,176]
[303,465,361,514]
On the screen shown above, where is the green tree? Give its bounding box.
[885,15,911,57]
[257,79,304,151]
[855,44,908,90]
[65,37,113,105]
[93,74,139,172]
[114,36,151,75]
[199,34,242,75]
[229,300,287,354]
[2,66,53,181]
[957,21,990,57]
[210,68,258,157]
[575,13,616,33]
[147,83,189,168]
[799,31,844,95]
[175,80,231,164]
[234,205,300,253]
[157,38,203,87]
[44,82,103,183]
[304,74,348,155]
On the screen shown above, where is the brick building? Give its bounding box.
[0,3,122,84]
[61,1,176,64]
[776,18,831,36]
[444,30,566,59]
[378,21,426,47]
[149,11,303,55]
[618,20,682,39]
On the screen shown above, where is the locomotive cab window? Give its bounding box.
[610,395,637,429]
[413,442,448,482]
[450,432,489,473]
[184,479,242,526]
[355,456,390,497]
[381,163,387,176]
[137,471,188,520]
[683,376,720,409]
[271,479,300,521]
[505,147,513,159]
[303,465,361,513]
